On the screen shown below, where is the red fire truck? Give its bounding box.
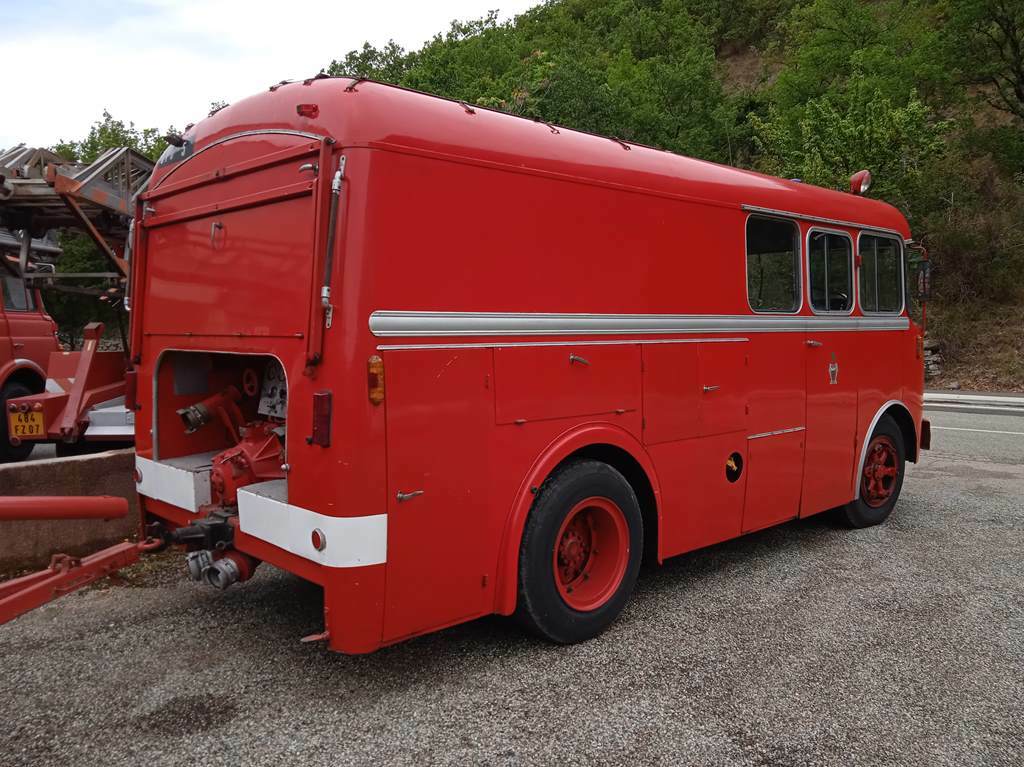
[1,268,59,462]
[121,78,929,653]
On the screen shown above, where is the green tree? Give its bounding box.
[770,0,951,119]
[54,109,169,164]
[751,81,951,218]
[942,0,1024,122]
[328,2,735,161]
[47,111,169,347]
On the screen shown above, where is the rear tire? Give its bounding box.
[0,381,36,463]
[55,440,132,458]
[515,459,643,644]
[841,415,906,528]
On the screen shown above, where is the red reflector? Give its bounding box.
[311,391,332,447]
[311,528,326,551]
[125,369,138,412]
[296,103,319,118]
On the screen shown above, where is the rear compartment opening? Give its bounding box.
[139,351,288,514]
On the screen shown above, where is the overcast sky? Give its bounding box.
[0,0,539,151]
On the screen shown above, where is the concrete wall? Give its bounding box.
[0,449,138,572]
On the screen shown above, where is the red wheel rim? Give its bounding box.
[552,496,629,611]
[861,435,899,508]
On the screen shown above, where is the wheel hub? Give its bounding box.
[557,522,591,583]
[552,497,629,612]
[861,436,899,508]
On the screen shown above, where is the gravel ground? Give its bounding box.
[1,409,1021,766]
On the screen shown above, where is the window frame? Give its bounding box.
[805,226,855,316]
[1,274,35,313]
[857,231,905,316]
[744,213,803,316]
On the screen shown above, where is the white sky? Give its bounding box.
[0,0,539,150]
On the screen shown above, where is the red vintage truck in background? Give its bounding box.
[2,78,931,651]
[0,269,58,461]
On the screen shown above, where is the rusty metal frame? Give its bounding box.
[1,144,153,279]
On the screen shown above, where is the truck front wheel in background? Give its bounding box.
[515,459,643,644]
[0,381,36,463]
[842,414,906,528]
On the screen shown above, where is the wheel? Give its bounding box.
[841,415,906,528]
[0,381,36,463]
[55,440,132,458]
[515,459,643,644]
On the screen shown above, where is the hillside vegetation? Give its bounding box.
[43,1,1023,388]
[327,0,1024,389]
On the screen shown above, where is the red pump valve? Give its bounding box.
[208,421,285,507]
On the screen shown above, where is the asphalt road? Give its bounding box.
[1,408,1021,766]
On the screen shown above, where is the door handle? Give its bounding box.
[703,384,720,393]
[396,490,424,503]
[210,220,223,246]
[569,353,590,366]
[806,340,823,348]
[12,342,24,349]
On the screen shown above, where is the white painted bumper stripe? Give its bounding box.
[238,480,386,568]
[135,455,212,513]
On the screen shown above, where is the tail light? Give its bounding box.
[310,391,332,447]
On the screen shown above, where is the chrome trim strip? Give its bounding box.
[369,311,910,338]
[853,399,914,501]
[748,426,806,440]
[377,337,749,351]
[741,204,906,239]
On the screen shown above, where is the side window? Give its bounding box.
[746,216,800,313]
[808,231,853,313]
[1,275,34,312]
[859,234,903,313]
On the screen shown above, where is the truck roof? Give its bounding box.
[154,77,911,239]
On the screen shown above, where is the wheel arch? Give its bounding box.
[0,359,46,394]
[493,422,662,616]
[854,399,916,501]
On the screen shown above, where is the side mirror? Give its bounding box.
[916,259,931,302]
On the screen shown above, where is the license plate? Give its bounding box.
[8,410,45,439]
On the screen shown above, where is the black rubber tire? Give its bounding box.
[840,414,906,528]
[515,459,643,644]
[0,381,36,463]
[55,440,133,458]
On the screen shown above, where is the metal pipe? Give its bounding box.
[0,496,129,521]
[319,156,345,312]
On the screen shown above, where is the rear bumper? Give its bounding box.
[135,455,386,570]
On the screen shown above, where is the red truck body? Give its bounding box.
[1,274,58,460]
[128,79,925,653]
